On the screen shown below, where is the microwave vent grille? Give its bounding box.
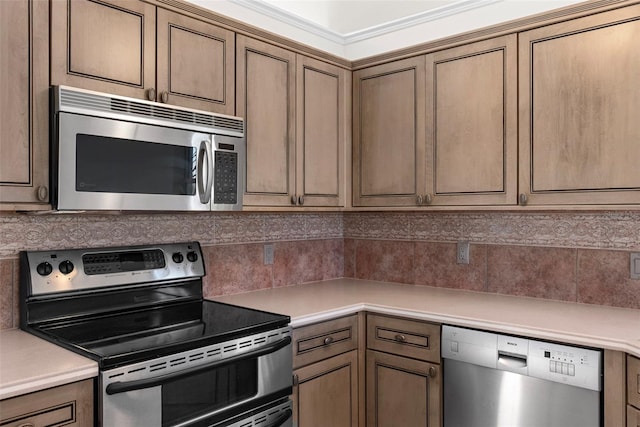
[58,87,244,134]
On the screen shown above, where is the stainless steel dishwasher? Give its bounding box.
[441,325,602,427]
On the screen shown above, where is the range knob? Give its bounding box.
[36,262,53,276]
[186,251,198,262]
[59,260,74,275]
[172,252,184,263]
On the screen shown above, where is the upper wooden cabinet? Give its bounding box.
[353,35,517,208]
[352,57,427,207]
[51,0,235,115]
[518,5,640,206]
[237,35,348,208]
[425,35,517,206]
[0,0,49,207]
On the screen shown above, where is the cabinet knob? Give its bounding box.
[146,88,156,101]
[394,334,406,343]
[416,195,423,205]
[429,366,437,378]
[519,193,528,206]
[424,193,433,205]
[298,196,304,206]
[291,195,297,205]
[323,336,334,345]
[36,185,48,202]
[161,91,169,103]
[293,374,299,387]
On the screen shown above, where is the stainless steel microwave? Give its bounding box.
[51,85,245,211]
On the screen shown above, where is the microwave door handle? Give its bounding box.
[197,140,213,204]
[266,408,293,427]
[105,336,291,395]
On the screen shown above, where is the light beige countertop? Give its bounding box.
[213,278,640,357]
[0,329,98,400]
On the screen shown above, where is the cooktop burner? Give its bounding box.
[19,242,289,369]
[31,300,289,369]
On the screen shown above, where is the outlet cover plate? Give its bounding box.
[264,244,274,265]
[457,241,470,264]
[631,253,640,280]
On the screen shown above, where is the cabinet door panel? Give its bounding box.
[293,350,358,427]
[296,56,347,207]
[366,350,441,427]
[51,0,155,99]
[519,5,640,205]
[353,57,426,207]
[426,35,517,205]
[237,36,296,206]
[0,0,49,206]
[157,9,235,115]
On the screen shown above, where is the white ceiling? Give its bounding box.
[190,0,585,59]
[258,0,460,35]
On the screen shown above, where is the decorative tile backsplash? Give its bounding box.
[1,210,639,329]
[0,212,343,256]
[344,211,640,250]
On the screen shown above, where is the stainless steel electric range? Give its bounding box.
[20,242,293,427]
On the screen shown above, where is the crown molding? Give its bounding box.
[229,0,503,45]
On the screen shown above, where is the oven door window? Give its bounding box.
[162,358,258,426]
[76,134,197,195]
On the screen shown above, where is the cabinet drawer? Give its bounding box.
[0,379,93,427]
[293,315,358,369]
[629,405,640,427]
[367,314,440,363]
[629,355,640,409]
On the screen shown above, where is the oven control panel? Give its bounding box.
[22,242,205,296]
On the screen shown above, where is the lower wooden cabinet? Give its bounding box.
[366,349,441,427]
[629,405,640,427]
[0,379,93,427]
[293,349,359,427]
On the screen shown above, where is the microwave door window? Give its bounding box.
[76,134,197,195]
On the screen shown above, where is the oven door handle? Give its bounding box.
[267,408,293,427]
[105,335,292,395]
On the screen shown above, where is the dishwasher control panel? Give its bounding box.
[442,325,602,392]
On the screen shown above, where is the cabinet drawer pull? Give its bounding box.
[161,91,169,103]
[429,366,437,378]
[323,336,334,345]
[394,334,406,343]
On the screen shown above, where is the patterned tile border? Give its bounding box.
[0,212,343,257]
[2,210,639,258]
[344,211,640,251]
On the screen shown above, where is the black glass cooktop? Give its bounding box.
[29,300,290,369]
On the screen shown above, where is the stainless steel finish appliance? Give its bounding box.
[52,85,245,211]
[442,325,602,427]
[20,242,292,427]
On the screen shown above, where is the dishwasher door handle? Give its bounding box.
[497,351,528,372]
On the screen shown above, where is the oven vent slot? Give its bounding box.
[253,337,267,345]
[223,344,238,353]
[57,86,244,135]
[207,348,222,357]
[239,340,252,349]
[170,357,187,367]
[149,362,167,372]
[189,352,204,361]
[255,415,268,424]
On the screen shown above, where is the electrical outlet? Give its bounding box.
[457,241,470,264]
[631,253,640,279]
[264,244,274,265]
